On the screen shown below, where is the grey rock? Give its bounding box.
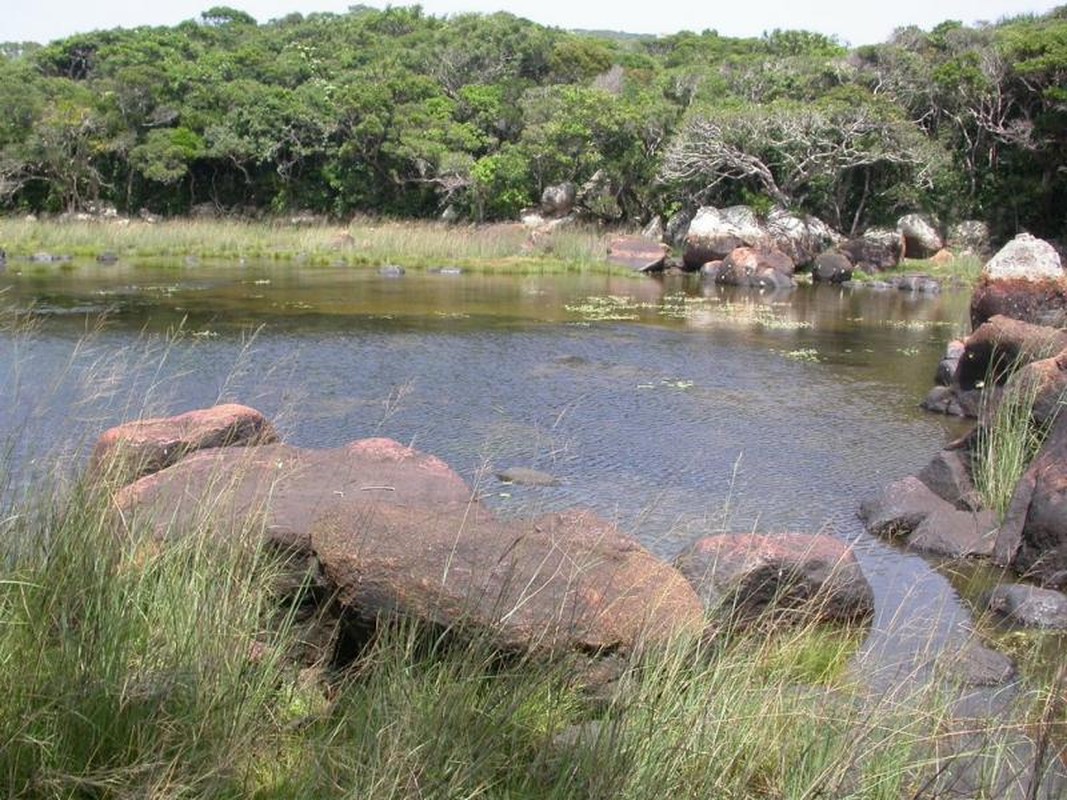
[907,507,1000,558]
[495,467,561,487]
[859,476,953,539]
[988,584,1067,629]
[897,213,943,259]
[982,233,1063,282]
[917,449,980,510]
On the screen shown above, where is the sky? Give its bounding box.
[4,0,1062,47]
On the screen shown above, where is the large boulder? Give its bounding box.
[90,403,278,486]
[971,234,1067,328]
[765,209,839,268]
[947,220,991,256]
[672,533,874,624]
[859,476,951,540]
[541,182,577,217]
[897,214,943,259]
[315,503,703,656]
[683,206,767,268]
[917,449,980,511]
[606,235,669,273]
[811,251,853,284]
[840,229,905,272]
[115,436,703,657]
[707,246,795,290]
[955,315,1067,390]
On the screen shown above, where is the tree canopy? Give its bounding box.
[1,5,1064,240]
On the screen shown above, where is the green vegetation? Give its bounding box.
[1,6,1065,242]
[1,473,1063,798]
[0,216,617,272]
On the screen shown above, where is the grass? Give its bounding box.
[846,255,985,286]
[972,371,1058,519]
[1,470,1064,798]
[0,216,624,274]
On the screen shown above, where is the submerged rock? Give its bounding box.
[495,467,561,486]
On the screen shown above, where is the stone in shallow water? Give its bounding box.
[494,467,561,486]
[988,584,1067,629]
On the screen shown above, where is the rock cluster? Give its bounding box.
[96,406,877,670]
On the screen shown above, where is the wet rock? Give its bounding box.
[495,467,561,486]
[907,507,1000,558]
[988,584,1067,629]
[606,235,669,273]
[709,246,795,289]
[889,275,940,293]
[314,503,703,656]
[922,386,970,417]
[840,229,904,272]
[955,315,1067,390]
[811,251,853,283]
[683,206,767,268]
[917,449,980,510]
[859,476,953,539]
[91,403,278,486]
[672,533,874,624]
[897,213,943,259]
[939,640,1016,687]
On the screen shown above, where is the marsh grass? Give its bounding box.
[0,217,620,273]
[973,372,1056,519]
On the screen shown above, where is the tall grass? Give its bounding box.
[2,468,1062,799]
[973,373,1056,519]
[0,217,622,273]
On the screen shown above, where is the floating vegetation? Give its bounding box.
[781,348,821,362]
[564,295,641,321]
[565,293,810,330]
[881,319,955,330]
[637,378,695,391]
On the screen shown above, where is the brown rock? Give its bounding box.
[712,246,796,289]
[672,533,874,624]
[606,235,669,272]
[313,503,704,655]
[91,403,278,486]
[970,277,1067,329]
[955,315,1067,390]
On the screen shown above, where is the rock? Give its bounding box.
[378,264,405,277]
[314,503,703,656]
[1008,347,1067,427]
[917,449,980,510]
[91,403,278,486]
[440,205,460,224]
[993,416,1067,585]
[606,236,669,273]
[683,206,767,269]
[811,251,853,283]
[948,220,991,256]
[114,438,474,554]
[641,216,664,242]
[840,229,904,272]
[988,584,1067,629]
[928,248,955,266]
[888,275,940,293]
[96,251,119,264]
[970,277,1067,329]
[672,533,874,624]
[859,476,954,539]
[709,246,795,289]
[541,182,577,217]
[982,233,1063,282]
[935,340,965,387]
[495,467,561,486]
[664,207,695,250]
[939,640,1017,687]
[115,435,703,657]
[955,315,1067,390]
[765,209,838,268]
[970,234,1067,328]
[907,507,1000,558]
[922,385,971,417]
[897,214,944,259]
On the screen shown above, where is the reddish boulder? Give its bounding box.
[91,403,277,486]
[955,315,1067,390]
[683,206,768,268]
[313,503,704,655]
[970,233,1067,328]
[840,229,904,272]
[672,533,874,624]
[606,235,669,272]
[709,246,795,289]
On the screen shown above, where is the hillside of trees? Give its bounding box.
[1,4,1065,240]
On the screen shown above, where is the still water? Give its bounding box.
[1,261,990,680]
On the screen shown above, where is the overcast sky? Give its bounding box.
[5,0,1062,47]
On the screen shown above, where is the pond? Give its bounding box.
[0,260,1006,684]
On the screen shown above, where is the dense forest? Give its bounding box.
[1,4,1065,240]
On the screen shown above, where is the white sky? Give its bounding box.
[4,0,1062,47]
